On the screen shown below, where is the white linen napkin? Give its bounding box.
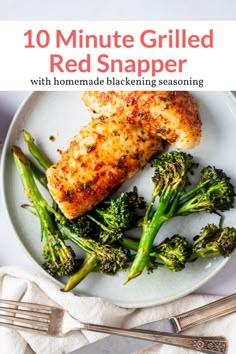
[0,266,235,354]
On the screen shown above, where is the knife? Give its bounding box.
[70,293,236,354]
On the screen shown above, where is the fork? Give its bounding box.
[0,299,227,354]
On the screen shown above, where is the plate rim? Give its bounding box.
[0,91,235,308]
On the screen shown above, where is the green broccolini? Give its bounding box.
[95,188,144,230]
[126,152,235,283]
[89,187,146,244]
[13,146,77,278]
[149,235,190,272]
[57,188,144,290]
[43,236,77,277]
[176,166,235,215]
[15,132,236,291]
[23,130,51,170]
[189,224,236,261]
[58,224,131,292]
[68,215,98,239]
[22,198,132,291]
[125,151,197,283]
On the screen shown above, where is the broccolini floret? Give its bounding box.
[189,224,236,261]
[177,166,235,215]
[43,236,77,277]
[149,235,189,272]
[89,186,146,244]
[95,186,145,229]
[68,215,98,239]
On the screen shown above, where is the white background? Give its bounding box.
[0,21,235,90]
[0,0,236,21]
[1,1,236,353]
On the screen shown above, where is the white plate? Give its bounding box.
[1,91,236,308]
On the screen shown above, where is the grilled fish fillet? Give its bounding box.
[81,91,201,149]
[46,116,163,219]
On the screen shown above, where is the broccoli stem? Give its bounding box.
[142,187,159,224]
[21,204,37,216]
[188,248,219,261]
[178,180,209,204]
[120,237,139,251]
[45,203,67,225]
[87,214,109,233]
[13,146,60,249]
[175,195,206,216]
[23,132,60,210]
[14,146,62,224]
[61,253,98,292]
[23,130,51,170]
[124,202,168,283]
[13,146,53,226]
[58,223,96,252]
[29,159,48,189]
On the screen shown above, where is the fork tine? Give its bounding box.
[0,299,53,336]
[0,299,53,311]
[0,321,49,335]
[0,306,50,320]
[0,314,49,328]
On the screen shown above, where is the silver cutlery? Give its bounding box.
[71,293,236,354]
[0,299,227,354]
